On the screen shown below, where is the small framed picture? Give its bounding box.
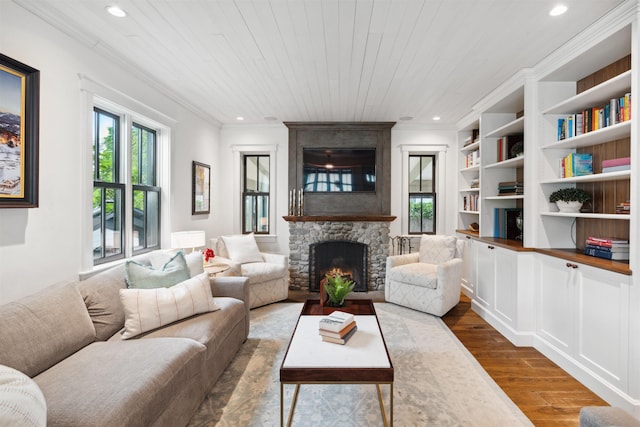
[192,161,210,215]
[0,53,40,208]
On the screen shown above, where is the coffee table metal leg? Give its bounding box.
[376,383,393,427]
[281,383,300,427]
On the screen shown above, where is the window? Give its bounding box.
[93,108,124,262]
[92,108,161,264]
[408,154,436,234]
[242,155,270,234]
[131,123,160,252]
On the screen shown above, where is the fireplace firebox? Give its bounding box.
[309,240,368,292]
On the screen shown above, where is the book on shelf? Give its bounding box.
[321,325,358,345]
[319,321,357,339]
[463,194,479,211]
[465,150,480,168]
[493,208,522,240]
[497,181,523,196]
[318,311,355,332]
[560,153,593,178]
[585,237,629,249]
[602,157,631,168]
[584,244,629,253]
[584,247,630,261]
[556,94,632,141]
[602,165,631,173]
[615,201,631,214]
[496,134,523,162]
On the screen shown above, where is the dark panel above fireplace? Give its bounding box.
[285,122,395,216]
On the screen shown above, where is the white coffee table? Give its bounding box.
[279,300,393,426]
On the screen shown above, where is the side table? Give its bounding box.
[204,262,230,277]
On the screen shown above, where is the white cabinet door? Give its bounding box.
[537,255,574,354]
[459,235,477,297]
[494,247,518,327]
[475,243,496,309]
[575,263,629,391]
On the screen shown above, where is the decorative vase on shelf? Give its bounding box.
[555,201,583,213]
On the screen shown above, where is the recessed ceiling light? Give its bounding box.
[399,116,413,121]
[432,116,441,121]
[236,116,245,121]
[106,5,127,17]
[549,5,567,16]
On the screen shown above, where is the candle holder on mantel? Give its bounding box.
[288,188,304,216]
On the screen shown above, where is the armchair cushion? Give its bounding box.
[241,261,288,283]
[418,235,457,264]
[387,263,438,289]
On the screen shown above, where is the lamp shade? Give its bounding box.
[170,230,206,250]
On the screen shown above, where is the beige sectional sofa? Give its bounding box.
[0,251,250,427]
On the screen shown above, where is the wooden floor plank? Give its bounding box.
[442,294,608,425]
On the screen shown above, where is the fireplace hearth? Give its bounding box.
[310,240,367,292]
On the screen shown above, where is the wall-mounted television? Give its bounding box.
[303,148,376,192]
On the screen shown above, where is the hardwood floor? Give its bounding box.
[442,294,607,426]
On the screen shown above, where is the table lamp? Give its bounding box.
[170,230,206,253]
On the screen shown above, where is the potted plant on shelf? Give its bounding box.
[510,140,524,158]
[549,187,591,213]
[323,273,355,307]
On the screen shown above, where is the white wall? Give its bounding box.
[390,126,458,237]
[0,3,220,304]
[218,124,290,254]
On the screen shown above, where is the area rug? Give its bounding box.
[188,302,533,426]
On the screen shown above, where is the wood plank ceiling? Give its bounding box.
[15,0,625,126]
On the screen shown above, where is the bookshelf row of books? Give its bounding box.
[462,194,479,211]
[583,237,629,261]
[318,311,357,345]
[496,134,523,162]
[602,156,630,173]
[557,93,631,141]
[616,201,630,215]
[497,181,523,196]
[560,153,592,178]
[463,129,480,147]
[465,149,480,168]
[493,208,523,240]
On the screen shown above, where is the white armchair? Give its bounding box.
[385,235,463,316]
[210,234,289,309]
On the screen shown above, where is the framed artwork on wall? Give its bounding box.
[0,53,40,208]
[192,161,210,215]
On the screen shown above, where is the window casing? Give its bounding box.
[92,108,161,264]
[242,155,270,234]
[408,154,436,234]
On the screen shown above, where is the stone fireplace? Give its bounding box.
[286,216,393,292]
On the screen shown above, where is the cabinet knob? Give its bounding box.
[466,236,471,240]
[566,262,578,269]
[488,245,495,250]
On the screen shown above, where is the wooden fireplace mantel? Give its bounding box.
[283,215,396,222]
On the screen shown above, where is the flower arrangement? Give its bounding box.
[203,248,215,263]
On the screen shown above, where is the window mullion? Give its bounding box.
[122,114,133,258]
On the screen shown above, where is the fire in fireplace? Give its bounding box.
[309,240,368,292]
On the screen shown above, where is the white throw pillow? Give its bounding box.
[0,365,47,427]
[119,273,220,339]
[221,233,263,264]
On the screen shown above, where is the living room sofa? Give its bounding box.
[0,251,250,427]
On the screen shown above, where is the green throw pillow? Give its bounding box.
[125,251,190,289]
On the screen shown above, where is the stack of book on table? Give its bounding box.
[584,237,630,261]
[318,311,357,345]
